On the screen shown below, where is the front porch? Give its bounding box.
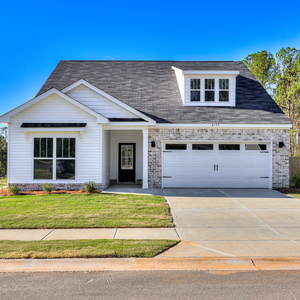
[102,128,149,189]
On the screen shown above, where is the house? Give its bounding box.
[0,61,291,190]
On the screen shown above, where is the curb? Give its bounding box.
[1,257,300,272]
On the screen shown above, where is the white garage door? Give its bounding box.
[162,142,271,188]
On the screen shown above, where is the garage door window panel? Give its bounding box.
[245,144,267,151]
[166,144,187,150]
[219,144,240,150]
[192,144,214,150]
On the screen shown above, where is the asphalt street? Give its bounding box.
[1,270,300,299]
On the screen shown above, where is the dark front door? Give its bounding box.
[119,143,136,182]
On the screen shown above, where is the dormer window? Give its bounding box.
[172,67,239,107]
[219,79,229,102]
[190,79,200,101]
[205,79,215,102]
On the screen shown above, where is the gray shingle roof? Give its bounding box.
[37,61,291,125]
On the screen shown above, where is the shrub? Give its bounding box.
[43,183,54,193]
[292,174,300,187]
[8,184,20,195]
[84,181,95,193]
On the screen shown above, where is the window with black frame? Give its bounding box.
[33,137,75,180]
[33,138,53,179]
[56,138,76,179]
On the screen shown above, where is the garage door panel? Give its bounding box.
[162,142,270,188]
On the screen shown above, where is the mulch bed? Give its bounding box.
[0,188,101,197]
[275,187,300,194]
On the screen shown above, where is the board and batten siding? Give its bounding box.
[110,130,143,181]
[8,94,101,183]
[66,85,138,119]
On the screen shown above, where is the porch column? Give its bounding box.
[142,129,148,189]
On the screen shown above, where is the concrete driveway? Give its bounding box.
[159,189,300,258]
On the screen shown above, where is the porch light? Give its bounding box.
[151,141,156,147]
[279,142,285,148]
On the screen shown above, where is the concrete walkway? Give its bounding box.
[0,228,178,241]
[160,188,300,258]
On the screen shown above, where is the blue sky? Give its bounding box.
[0,0,299,124]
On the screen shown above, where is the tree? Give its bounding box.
[243,50,275,92]
[0,127,7,176]
[273,47,300,156]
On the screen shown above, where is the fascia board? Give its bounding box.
[61,79,156,125]
[155,123,292,129]
[171,67,240,75]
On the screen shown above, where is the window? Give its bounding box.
[166,144,187,150]
[34,137,76,180]
[121,145,133,170]
[188,77,233,105]
[219,79,229,102]
[56,138,75,179]
[190,79,200,101]
[205,79,215,102]
[245,144,267,151]
[219,144,240,150]
[34,138,53,179]
[192,144,213,150]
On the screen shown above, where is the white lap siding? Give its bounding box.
[66,85,138,119]
[109,130,143,182]
[8,94,101,184]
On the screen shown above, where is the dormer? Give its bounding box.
[172,67,239,107]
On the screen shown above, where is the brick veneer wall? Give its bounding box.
[11,181,110,192]
[148,128,290,189]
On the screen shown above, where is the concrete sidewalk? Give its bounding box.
[0,228,179,241]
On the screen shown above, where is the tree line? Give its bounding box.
[243,47,300,156]
[0,127,7,177]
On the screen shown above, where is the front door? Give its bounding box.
[119,143,136,182]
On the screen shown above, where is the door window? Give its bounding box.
[121,145,133,169]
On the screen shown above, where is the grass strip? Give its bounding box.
[0,239,178,259]
[0,193,173,228]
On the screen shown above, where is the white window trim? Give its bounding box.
[186,76,234,106]
[33,137,77,181]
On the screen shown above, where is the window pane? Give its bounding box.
[70,138,75,158]
[205,79,214,89]
[41,138,47,157]
[63,138,69,158]
[219,144,240,150]
[34,159,53,179]
[191,91,200,101]
[166,144,187,150]
[47,138,53,158]
[191,79,200,89]
[56,159,75,180]
[34,138,40,157]
[245,144,267,150]
[219,79,229,89]
[56,138,62,158]
[192,144,213,150]
[205,91,215,102]
[219,91,229,102]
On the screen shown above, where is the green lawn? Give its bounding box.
[0,193,173,229]
[0,239,178,259]
[289,193,300,199]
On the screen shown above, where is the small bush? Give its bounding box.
[292,174,300,187]
[8,184,20,195]
[84,181,95,193]
[43,183,54,193]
